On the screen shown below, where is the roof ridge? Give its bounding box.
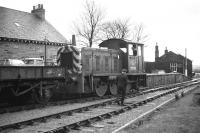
[0,37,68,46]
[44,20,67,42]
[0,6,31,15]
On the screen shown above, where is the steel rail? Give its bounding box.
[0,80,192,115]
[112,84,199,133]
[0,80,198,132]
[0,94,112,114]
[44,81,199,133]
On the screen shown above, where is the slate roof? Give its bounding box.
[158,51,192,63]
[0,6,67,43]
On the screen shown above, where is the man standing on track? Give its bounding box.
[117,69,128,105]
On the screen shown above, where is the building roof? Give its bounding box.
[99,38,127,48]
[0,6,67,43]
[158,51,192,63]
[99,38,144,49]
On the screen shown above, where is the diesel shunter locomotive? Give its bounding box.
[56,38,146,97]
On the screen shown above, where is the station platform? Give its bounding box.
[120,86,200,133]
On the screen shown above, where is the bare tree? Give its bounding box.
[132,23,149,43]
[75,0,104,47]
[100,19,131,40]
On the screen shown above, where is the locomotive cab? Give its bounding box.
[99,38,144,74]
[127,42,144,73]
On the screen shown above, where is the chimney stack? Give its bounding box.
[165,47,168,54]
[155,43,159,61]
[31,4,45,20]
[72,35,76,46]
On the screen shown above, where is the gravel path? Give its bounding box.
[120,86,200,133]
[69,85,198,133]
[0,98,114,127]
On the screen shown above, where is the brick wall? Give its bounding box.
[0,41,63,60]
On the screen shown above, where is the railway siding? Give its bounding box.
[77,84,199,133]
[0,80,186,115]
[0,98,115,127]
[0,82,182,129]
[0,81,197,133]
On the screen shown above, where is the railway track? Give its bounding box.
[0,80,199,133]
[0,80,193,115]
[0,94,112,114]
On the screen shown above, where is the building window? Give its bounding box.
[170,63,177,72]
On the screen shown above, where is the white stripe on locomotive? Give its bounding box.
[73,60,81,71]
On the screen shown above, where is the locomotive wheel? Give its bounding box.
[109,83,118,95]
[94,81,108,97]
[32,88,52,104]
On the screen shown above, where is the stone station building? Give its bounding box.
[0,4,68,60]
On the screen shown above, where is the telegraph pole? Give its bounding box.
[185,48,188,76]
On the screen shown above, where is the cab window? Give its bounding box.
[128,44,137,56]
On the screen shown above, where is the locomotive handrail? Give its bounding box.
[0,77,65,83]
[92,73,146,77]
[146,72,183,76]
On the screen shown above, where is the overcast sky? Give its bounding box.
[1,0,200,66]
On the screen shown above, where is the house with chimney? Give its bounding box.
[145,44,193,77]
[0,4,70,60]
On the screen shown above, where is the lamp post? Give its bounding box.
[44,36,47,66]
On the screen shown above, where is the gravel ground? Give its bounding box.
[0,86,178,133]
[1,85,196,133]
[120,86,200,133]
[0,87,168,127]
[70,85,198,133]
[0,98,115,127]
[5,106,122,133]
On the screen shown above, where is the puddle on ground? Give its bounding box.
[91,124,105,128]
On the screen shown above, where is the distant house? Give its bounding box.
[145,45,192,77]
[0,4,69,60]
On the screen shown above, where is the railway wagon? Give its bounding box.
[0,66,65,103]
[146,73,189,88]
